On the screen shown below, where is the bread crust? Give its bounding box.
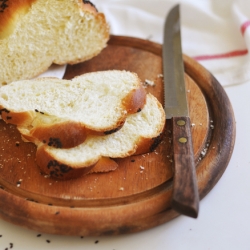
[36,144,96,179]
[19,121,125,148]
[0,106,35,126]
[122,85,147,113]
[134,133,164,155]
[0,0,35,39]
[19,121,88,148]
[88,157,118,174]
[35,129,165,180]
[36,143,118,179]
[134,102,166,155]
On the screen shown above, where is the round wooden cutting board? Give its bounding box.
[0,36,235,236]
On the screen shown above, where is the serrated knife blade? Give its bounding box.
[163,4,199,218]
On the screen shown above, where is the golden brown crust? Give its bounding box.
[36,144,96,180]
[133,103,166,155]
[0,106,35,126]
[122,85,147,114]
[134,133,164,155]
[19,122,88,148]
[35,130,164,180]
[34,101,165,180]
[18,119,125,148]
[88,157,118,174]
[0,0,36,39]
[36,144,118,180]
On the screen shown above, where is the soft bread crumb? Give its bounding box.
[0,70,145,133]
[144,79,155,86]
[0,0,109,85]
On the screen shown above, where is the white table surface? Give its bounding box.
[1,1,250,249]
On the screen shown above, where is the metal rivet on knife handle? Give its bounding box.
[179,137,187,143]
[177,120,186,126]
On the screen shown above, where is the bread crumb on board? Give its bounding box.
[144,79,155,86]
[143,74,163,87]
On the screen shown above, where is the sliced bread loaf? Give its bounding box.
[35,93,166,179]
[0,70,146,148]
[0,0,109,86]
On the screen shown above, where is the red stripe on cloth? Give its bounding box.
[193,49,248,61]
[241,20,250,35]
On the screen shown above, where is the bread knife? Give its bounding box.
[162,4,199,218]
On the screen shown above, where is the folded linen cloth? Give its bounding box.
[40,0,250,87]
[92,0,250,87]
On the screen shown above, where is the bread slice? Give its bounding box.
[0,70,147,148]
[0,0,109,86]
[35,93,166,179]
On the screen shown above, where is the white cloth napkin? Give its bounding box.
[89,0,250,87]
[40,0,250,87]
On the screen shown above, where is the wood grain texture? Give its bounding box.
[183,54,236,199]
[171,116,199,218]
[0,36,235,235]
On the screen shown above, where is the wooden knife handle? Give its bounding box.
[171,116,199,218]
